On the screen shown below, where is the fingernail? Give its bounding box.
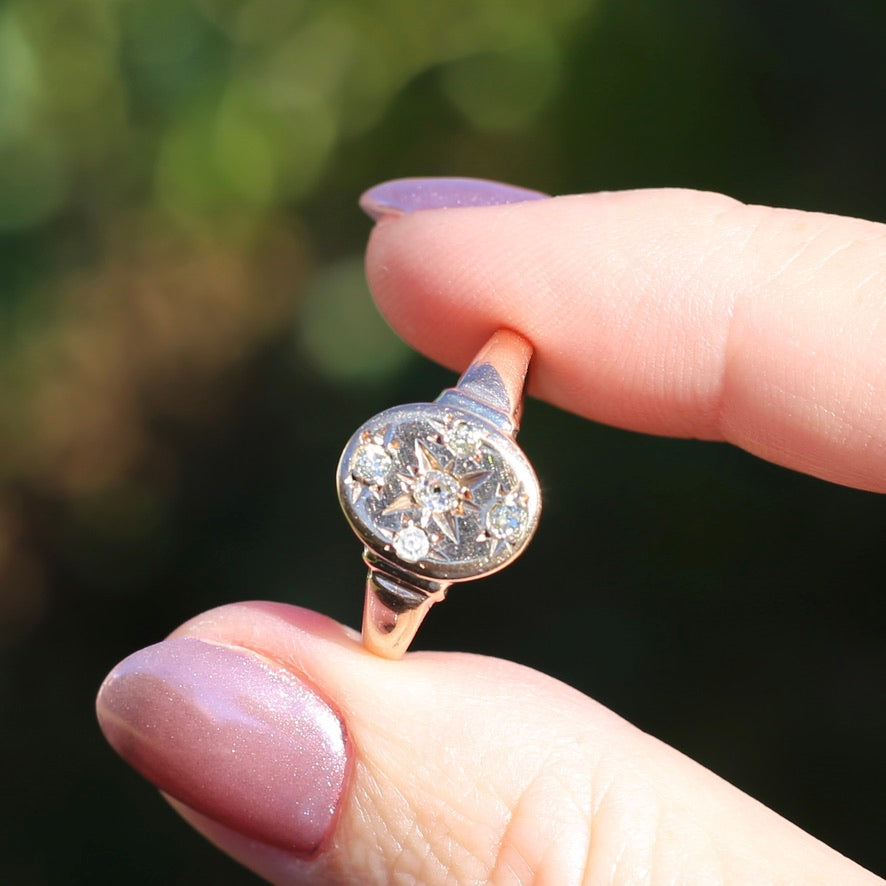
[359,176,549,221]
[96,637,349,856]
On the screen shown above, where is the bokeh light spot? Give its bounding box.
[156,99,279,214]
[0,140,67,231]
[439,37,563,132]
[194,0,307,44]
[214,91,277,206]
[297,256,412,384]
[0,8,39,142]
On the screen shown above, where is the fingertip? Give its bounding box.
[100,602,881,885]
[170,600,362,647]
[364,187,886,491]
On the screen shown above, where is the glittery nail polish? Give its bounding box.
[96,637,349,855]
[360,176,548,221]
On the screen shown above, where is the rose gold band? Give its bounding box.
[361,329,534,659]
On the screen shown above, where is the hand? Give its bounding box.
[97,181,886,884]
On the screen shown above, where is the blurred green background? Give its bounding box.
[1,0,884,882]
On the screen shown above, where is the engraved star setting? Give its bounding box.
[341,409,533,572]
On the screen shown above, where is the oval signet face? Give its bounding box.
[337,403,540,582]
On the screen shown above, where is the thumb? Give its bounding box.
[96,602,880,885]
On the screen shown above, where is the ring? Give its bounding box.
[336,329,541,659]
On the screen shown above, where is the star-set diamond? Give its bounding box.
[351,442,392,486]
[392,524,431,562]
[486,501,528,541]
[414,469,460,513]
[445,419,485,456]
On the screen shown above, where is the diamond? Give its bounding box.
[446,420,484,456]
[486,502,527,541]
[393,525,430,562]
[351,443,392,486]
[414,469,459,513]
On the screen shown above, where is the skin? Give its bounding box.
[128,189,886,883]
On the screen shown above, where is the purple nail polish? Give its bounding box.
[96,638,349,855]
[359,177,548,221]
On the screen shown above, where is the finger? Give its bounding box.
[363,184,886,492]
[96,602,881,885]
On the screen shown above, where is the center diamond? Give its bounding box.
[414,469,460,514]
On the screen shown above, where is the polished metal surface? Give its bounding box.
[336,330,540,659]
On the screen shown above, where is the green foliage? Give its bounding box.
[1,0,886,882]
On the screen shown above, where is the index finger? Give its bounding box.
[363,184,886,493]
